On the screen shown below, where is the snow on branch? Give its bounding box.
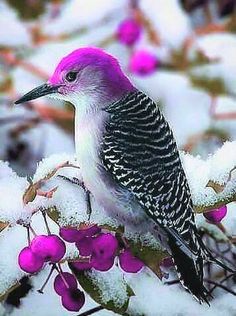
[182,141,236,213]
[1,141,236,315]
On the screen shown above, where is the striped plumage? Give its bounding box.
[101,90,209,302]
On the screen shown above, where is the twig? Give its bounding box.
[77,306,104,316]
[204,279,236,296]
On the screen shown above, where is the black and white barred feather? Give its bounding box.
[100,91,233,303]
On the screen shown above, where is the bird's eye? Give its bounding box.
[65,71,78,82]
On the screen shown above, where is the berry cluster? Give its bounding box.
[116,18,158,76]
[54,272,85,312]
[18,234,66,273]
[60,225,144,273]
[17,214,144,313]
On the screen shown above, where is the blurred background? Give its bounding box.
[0,0,236,177]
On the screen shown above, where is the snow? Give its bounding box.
[208,141,236,184]
[0,167,29,223]
[43,0,127,35]
[0,2,30,46]
[193,33,236,66]
[140,0,192,49]
[86,265,129,308]
[33,153,77,183]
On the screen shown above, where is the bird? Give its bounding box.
[15,47,233,304]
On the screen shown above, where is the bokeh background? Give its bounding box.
[1,0,236,315]
[1,0,236,177]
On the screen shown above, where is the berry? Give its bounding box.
[61,289,85,312]
[18,247,44,273]
[31,234,66,263]
[129,50,158,76]
[59,227,80,243]
[54,272,77,296]
[91,257,114,272]
[117,18,142,46]
[76,237,93,256]
[79,225,101,238]
[71,261,93,271]
[161,257,174,269]
[92,233,118,261]
[119,249,144,273]
[203,205,227,224]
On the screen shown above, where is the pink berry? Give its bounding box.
[59,227,80,243]
[76,237,93,256]
[61,289,85,312]
[31,234,66,263]
[119,249,144,273]
[203,205,227,223]
[129,50,158,76]
[54,272,77,296]
[161,257,174,269]
[117,18,142,46]
[92,233,118,261]
[18,246,44,273]
[91,257,114,272]
[71,261,93,271]
[79,225,101,238]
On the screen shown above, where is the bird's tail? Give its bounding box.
[167,231,210,304]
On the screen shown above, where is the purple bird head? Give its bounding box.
[15,47,134,108]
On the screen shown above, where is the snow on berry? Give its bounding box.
[18,246,44,274]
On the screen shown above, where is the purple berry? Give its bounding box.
[18,246,44,273]
[76,237,93,256]
[92,233,118,261]
[80,225,101,237]
[119,249,144,273]
[71,261,93,271]
[161,257,174,269]
[203,205,227,223]
[129,50,158,76]
[91,257,114,272]
[59,227,80,243]
[31,234,66,263]
[117,18,142,46]
[61,289,85,312]
[54,272,77,296]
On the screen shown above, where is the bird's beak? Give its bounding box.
[14,83,60,104]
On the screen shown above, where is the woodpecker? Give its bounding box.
[15,47,232,303]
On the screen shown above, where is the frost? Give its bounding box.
[33,153,77,183]
[0,168,29,223]
[208,141,236,185]
[0,3,30,46]
[86,265,129,308]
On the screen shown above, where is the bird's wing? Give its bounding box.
[100,90,196,248]
[100,91,213,303]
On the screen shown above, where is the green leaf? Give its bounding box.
[69,264,134,315]
[46,207,60,223]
